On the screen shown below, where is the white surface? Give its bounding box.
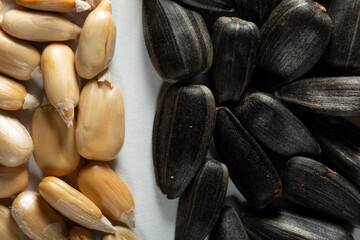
[0,0,359,239]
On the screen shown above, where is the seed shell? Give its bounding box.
[214,107,281,208]
[282,156,360,226]
[143,0,213,82]
[209,206,249,240]
[175,159,229,240]
[256,0,332,90]
[274,76,360,116]
[212,17,259,106]
[153,84,216,199]
[235,92,320,157]
[241,208,354,240]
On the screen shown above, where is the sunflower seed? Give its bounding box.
[143,0,213,82]
[235,92,320,157]
[241,208,354,240]
[175,159,228,240]
[274,76,360,116]
[209,206,249,240]
[214,107,281,208]
[212,17,259,106]
[256,0,332,90]
[177,0,235,12]
[153,84,216,199]
[324,0,360,73]
[282,156,360,226]
[304,115,360,188]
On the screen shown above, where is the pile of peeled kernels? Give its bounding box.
[0,0,137,239]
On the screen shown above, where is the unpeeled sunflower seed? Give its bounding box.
[305,115,360,187]
[0,74,39,110]
[235,92,320,157]
[324,0,360,73]
[255,0,332,90]
[41,43,80,127]
[101,226,137,240]
[31,98,80,176]
[75,0,116,79]
[176,0,235,12]
[212,17,259,106]
[16,0,91,13]
[0,204,29,240]
[0,110,33,167]
[70,226,94,240]
[209,206,249,240]
[76,72,124,160]
[0,165,28,198]
[77,161,135,227]
[241,208,354,240]
[214,107,281,208]
[11,191,69,240]
[1,9,81,42]
[143,0,213,82]
[234,0,281,26]
[0,30,41,81]
[282,156,360,226]
[274,76,360,116]
[153,84,216,199]
[175,159,229,240]
[39,176,116,233]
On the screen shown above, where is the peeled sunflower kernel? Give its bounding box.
[70,226,94,240]
[75,0,116,79]
[76,73,124,161]
[0,165,28,198]
[101,226,137,240]
[0,204,29,240]
[11,191,69,240]
[0,30,41,81]
[78,161,135,227]
[0,74,39,110]
[0,110,33,167]
[1,9,81,42]
[39,176,116,233]
[0,0,2,25]
[16,0,91,13]
[41,43,80,127]
[31,99,80,176]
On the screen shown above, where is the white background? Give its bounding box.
[0,0,359,239]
